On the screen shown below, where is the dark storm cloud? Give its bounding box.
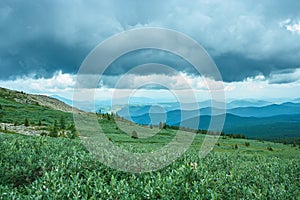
[105,49,196,76]
[213,53,300,82]
[0,36,89,79]
[0,0,116,79]
[0,0,300,82]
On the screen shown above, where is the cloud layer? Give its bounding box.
[0,0,300,82]
[1,71,299,102]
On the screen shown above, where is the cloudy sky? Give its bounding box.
[0,0,300,101]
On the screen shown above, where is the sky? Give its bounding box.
[0,0,300,102]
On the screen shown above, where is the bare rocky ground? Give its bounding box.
[0,123,49,136]
[0,87,84,114]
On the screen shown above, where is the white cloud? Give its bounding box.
[280,18,300,34]
[223,73,300,100]
[0,70,75,95]
[286,23,300,34]
[100,72,216,91]
[268,68,300,84]
[1,70,300,103]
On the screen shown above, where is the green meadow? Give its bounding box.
[0,117,299,199]
[0,90,299,199]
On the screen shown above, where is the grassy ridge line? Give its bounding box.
[0,87,77,127]
[0,87,81,113]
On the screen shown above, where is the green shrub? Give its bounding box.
[267,146,273,151]
[24,118,29,127]
[60,115,66,129]
[131,130,138,139]
[49,120,59,137]
[66,124,78,139]
[0,134,299,199]
[40,132,48,136]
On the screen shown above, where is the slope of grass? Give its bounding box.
[0,88,299,199]
[0,132,299,199]
[0,95,73,126]
[99,118,300,158]
[1,117,299,199]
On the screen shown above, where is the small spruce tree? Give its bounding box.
[60,115,66,129]
[24,118,29,127]
[49,120,59,137]
[267,146,273,151]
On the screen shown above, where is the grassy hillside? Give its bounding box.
[0,87,74,126]
[0,121,299,199]
[99,118,300,158]
[0,87,299,199]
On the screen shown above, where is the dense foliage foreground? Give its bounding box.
[0,133,299,199]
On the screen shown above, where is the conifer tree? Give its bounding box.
[24,118,29,127]
[60,115,66,129]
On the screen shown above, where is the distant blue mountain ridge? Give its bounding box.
[116,102,300,140]
[117,102,300,118]
[51,95,300,139]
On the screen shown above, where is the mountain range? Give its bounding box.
[48,94,300,140]
[116,101,300,140]
[1,87,298,142]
